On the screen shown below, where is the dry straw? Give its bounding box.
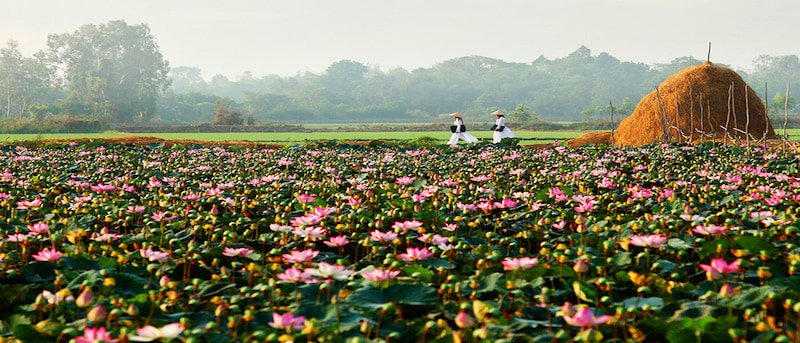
[612,62,776,147]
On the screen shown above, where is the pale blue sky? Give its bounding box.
[3,0,799,79]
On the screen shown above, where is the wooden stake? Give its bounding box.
[675,85,680,142]
[744,84,750,147]
[609,101,615,146]
[689,82,694,142]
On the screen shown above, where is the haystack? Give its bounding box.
[568,62,777,148]
[616,62,776,146]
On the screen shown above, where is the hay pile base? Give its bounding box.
[565,131,613,148]
[612,62,776,147]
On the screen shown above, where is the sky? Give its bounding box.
[3,0,800,81]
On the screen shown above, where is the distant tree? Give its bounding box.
[319,60,368,97]
[211,99,244,125]
[0,40,53,117]
[509,104,534,122]
[169,66,207,93]
[156,91,220,123]
[769,92,797,115]
[46,20,171,122]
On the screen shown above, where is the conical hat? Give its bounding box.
[491,110,504,116]
[449,112,462,117]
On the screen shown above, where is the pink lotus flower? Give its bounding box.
[470,175,491,182]
[126,205,146,213]
[456,202,478,212]
[346,197,363,207]
[597,178,617,189]
[398,247,434,262]
[552,220,566,230]
[692,224,729,236]
[391,220,423,233]
[222,247,254,257]
[324,235,350,247]
[573,202,595,213]
[269,312,305,332]
[394,176,416,185]
[269,223,294,232]
[16,198,42,210]
[91,183,117,192]
[629,234,667,248]
[501,256,538,270]
[295,193,316,203]
[304,261,354,280]
[5,233,27,242]
[282,249,319,264]
[27,222,50,235]
[370,230,398,243]
[310,206,337,218]
[32,248,63,262]
[562,306,611,328]
[700,258,740,280]
[75,327,118,343]
[290,214,323,227]
[182,193,201,200]
[546,188,565,197]
[441,223,458,231]
[150,211,177,222]
[129,322,184,342]
[276,267,312,283]
[140,247,170,261]
[291,226,327,241]
[360,268,401,282]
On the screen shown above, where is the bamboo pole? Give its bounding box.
[784,83,790,139]
[689,82,694,142]
[609,101,615,146]
[675,85,680,142]
[655,86,668,142]
[724,83,733,144]
[744,84,750,147]
[699,93,704,144]
[784,83,790,152]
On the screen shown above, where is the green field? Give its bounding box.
[0,130,587,145]
[2,128,798,145]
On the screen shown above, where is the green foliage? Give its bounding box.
[46,20,170,123]
[0,116,108,134]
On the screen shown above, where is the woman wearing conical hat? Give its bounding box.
[491,110,516,143]
[447,112,479,146]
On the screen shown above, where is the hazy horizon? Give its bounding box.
[4,0,800,81]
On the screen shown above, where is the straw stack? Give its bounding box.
[612,62,776,146]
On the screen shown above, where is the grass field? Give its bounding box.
[2,129,799,145]
[0,130,588,145]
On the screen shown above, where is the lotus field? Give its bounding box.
[4,140,800,343]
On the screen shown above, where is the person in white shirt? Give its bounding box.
[491,110,516,143]
[447,112,479,145]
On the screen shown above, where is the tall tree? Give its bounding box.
[0,40,53,118]
[46,20,170,122]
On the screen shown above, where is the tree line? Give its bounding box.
[1,20,798,132]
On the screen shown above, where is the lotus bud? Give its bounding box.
[719,283,736,298]
[87,305,107,322]
[76,289,94,308]
[573,259,589,273]
[455,310,475,328]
